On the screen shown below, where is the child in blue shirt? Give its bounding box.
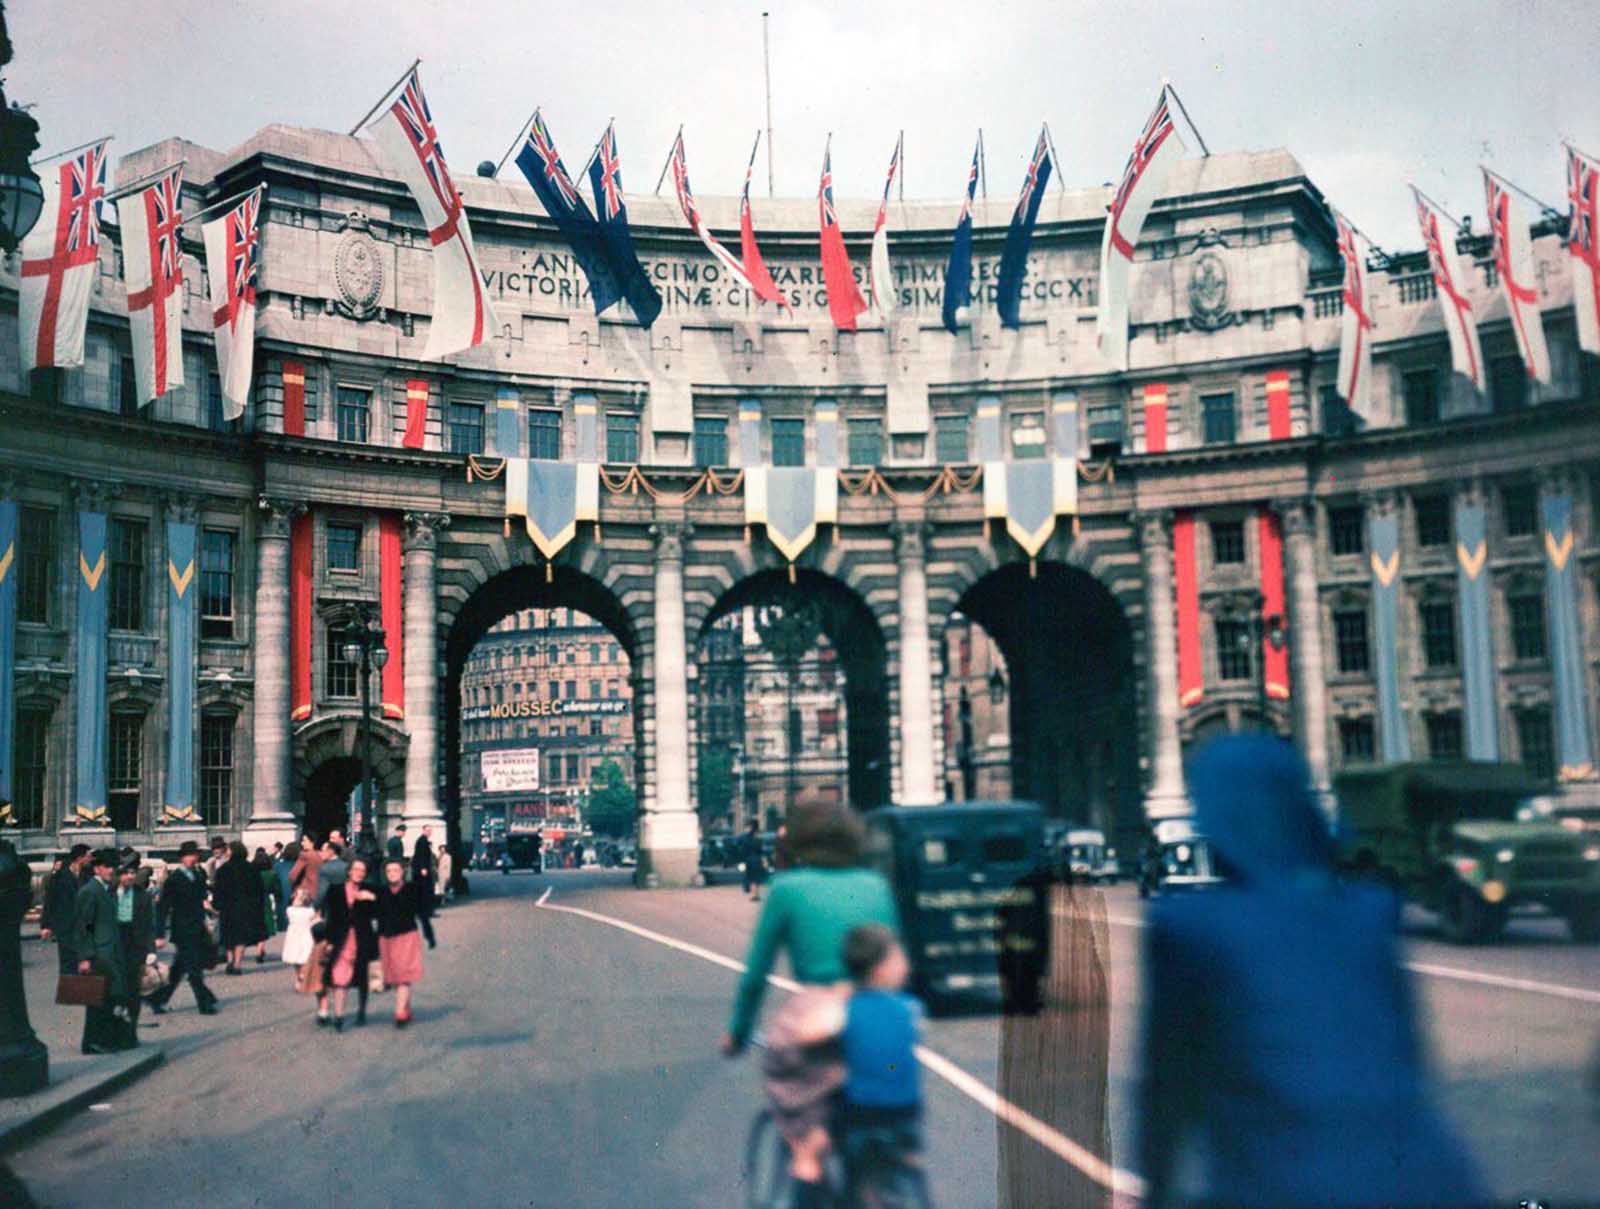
[839,923,924,1155]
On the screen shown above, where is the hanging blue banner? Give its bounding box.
[75,510,109,823]
[1369,509,1410,761]
[0,500,15,820]
[1542,492,1595,781]
[1454,497,1498,760]
[166,519,198,818]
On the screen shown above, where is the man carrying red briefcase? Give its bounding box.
[62,849,124,1054]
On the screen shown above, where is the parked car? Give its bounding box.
[1062,828,1113,882]
[1137,817,1223,897]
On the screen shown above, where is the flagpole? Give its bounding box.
[762,11,775,198]
[349,57,422,136]
[581,120,614,180]
[978,129,988,201]
[897,131,904,203]
[1332,207,1393,264]
[1565,138,1600,167]
[1483,164,1566,223]
[1412,184,1469,233]
[183,182,267,227]
[104,159,188,204]
[654,124,684,196]
[494,109,539,178]
[1162,79,1210,157]
[1042,121,1066,196]
[31,134,114,167]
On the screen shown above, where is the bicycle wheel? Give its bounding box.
[850,1152,931,1209]
[743,1109,794,1209]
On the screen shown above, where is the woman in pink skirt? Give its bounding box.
[320,856,378,1032]
[376,857,436,1028]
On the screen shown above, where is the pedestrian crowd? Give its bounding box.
[36,824,443,1053]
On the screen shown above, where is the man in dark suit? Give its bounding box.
[149,841,219,1016]
[386,822,407,862]
[411,825,436,917]
[116,856,159,1045]
[71,849,125,1054]
[41,844,91,973]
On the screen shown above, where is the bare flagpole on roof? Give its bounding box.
[1161,77,1210,158]
[493,110,538,178]
[350,58,422,136]
[654,124,684,196]
[763,11,775,198]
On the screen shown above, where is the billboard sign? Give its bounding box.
[481,748,541,793]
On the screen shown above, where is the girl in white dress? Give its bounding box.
[281,889,317,971]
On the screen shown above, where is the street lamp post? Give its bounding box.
[0,6,44,256]
[1236,590,1287,732]
[337,604,389,860]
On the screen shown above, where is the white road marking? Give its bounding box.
[538,893,1147,1199]
[536,886,551,906]
[1089,906,1600,1006]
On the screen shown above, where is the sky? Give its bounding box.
[9,0,1597,250]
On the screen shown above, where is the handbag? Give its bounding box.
[139,954,167,998]
[56,972,109,1007]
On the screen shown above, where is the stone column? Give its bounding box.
[1279,499,1332,801]
[1137,511,1187,817]
[244,496,301,846]
[401,512,449,843]
[638,518,700,887]
[893,517,939,804]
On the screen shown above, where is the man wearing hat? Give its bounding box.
[149,841,220,1016]
[115,853,158,1045]
[71,849,126,1054]
[41,843,92,974]
[386,822,407,862]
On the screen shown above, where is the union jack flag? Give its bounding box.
[957,143,979,223]
[64,144,108,257]
[530,113,580,209]
[595,126,623,221]
[391,71,459,221]
[1564,143,1600,354]
[229,189,260,306]
[1108,92,1176,259]
[669,134,699,231]
[1015,130,1049,221]
[875,134,901,231]
[152,169,184,286]
[819,147,840,230]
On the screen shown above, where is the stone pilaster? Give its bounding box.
[892,516,939,804]
[1278,499,1332,801]
[244,496,302,847]
[1137,511,1187,817]
[401,512,449,843]
[638,518,700,887]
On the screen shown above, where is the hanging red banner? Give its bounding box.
[283,361,306,437]
[290,512,313,720]
[1143,382,1168,453]
[403,379,428,450]
[1265,369,1292,440]
[1173,511,1203,707]
[1258,508,1291,700]
[380,513,405,718]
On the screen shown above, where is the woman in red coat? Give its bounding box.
[376,857,436,1028]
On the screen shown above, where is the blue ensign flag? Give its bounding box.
[997,129,1054,329]
[942,139,982,334]
[589,125,663,329]
[514,111,622,317]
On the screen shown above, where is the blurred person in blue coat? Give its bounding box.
[1138,734,1485,1209]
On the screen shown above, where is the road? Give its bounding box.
[8,869,1599,1208]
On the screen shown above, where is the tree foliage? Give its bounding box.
[586,759,637,837]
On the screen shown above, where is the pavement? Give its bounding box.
[4,870,1598,1208]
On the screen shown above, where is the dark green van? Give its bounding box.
[863,802,1049,1012]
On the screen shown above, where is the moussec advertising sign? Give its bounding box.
[481,748,541,793]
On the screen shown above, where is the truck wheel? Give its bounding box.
[1565,901,1600,944]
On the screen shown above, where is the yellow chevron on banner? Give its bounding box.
[1545,529,1574,571]
[0,541,12,585]
[1559,762,1597,782]
[71,804,109,825]
[1370,550,1400,587]
[168,558,195,598]
[1456,540,1486,579]
[159,804,200,824]
[79,549,106,592]
[0,802,14,826]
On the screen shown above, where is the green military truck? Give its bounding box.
[1332,762,1600,944]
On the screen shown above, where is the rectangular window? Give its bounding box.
[933,414,969,463]
[325,631,358,699]
[116,356,139,417]
[1489,355,1528,412]
[12,705,50,829]
[1419,599,1458,669]
[336,387,370,443]
[1009,411,1047,459]
[1334,609,1370,674]
[1216,619,1252,681]
[1087,402,1124,451]
[1210,520,1245,565]
[771,418,805,467]
[607,679,620,698]
[529,408,562,460]
[1339,717,1376,763]
[1403,370,1439,425]
[108,711,143,831]
[200,528,235,639]
[448,401,485,454]
[547,679,558,699]
[205,371,227,433]
[1201,392,1237,445]
[1329,505,1365,556]
[846,418,883,467]
[588,679,600,698]
[200,712,234,827]
[590,718,604,736]
[565,679,577,698]
[1509,593,1546,660]
[17,506,55,625]
[567,754,581,782]
[1426,712,1463,761]
[1501,484,1538,538]
[1321,384,1357,437]
[606,413,640,464]
[693,415,728,466]
[326,522,362,573]
[109,517,147,631]
[1414,495,1451,547]
[1516,707,1555,781]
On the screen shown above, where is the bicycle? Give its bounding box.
[743,1105,931,1209]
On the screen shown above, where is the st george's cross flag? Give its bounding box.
[368,68,498,360]
[1483,169,1550,384]
[116,165,186,405]
[818,139,868,331]
[589,123,663,328]
[19,140,108,375]
[201,186,264,418]
[942,138,981,335]
[1565,143,1600,356]
[1333,209,1376,422]
[869,134,902,322]
[1097,90,1186,370]
[1413,187,1484,391]
[669,131,773,304]
[997,127,1054,329]
[514,110,622,318]
[738,133,786,309]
